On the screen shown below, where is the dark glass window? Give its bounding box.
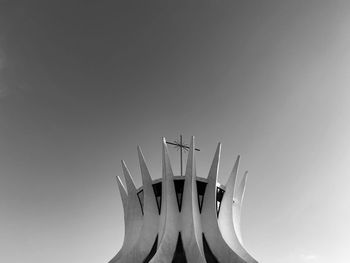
[143,235,158,263]
[196,181,207,213]
[202,233,219,263]
[172,233,187,263]
[173,179,185,212]
[152,182,162,214]
[216,187,225,217]
[137,189,144,215]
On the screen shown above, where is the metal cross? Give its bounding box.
[166,135,200,176]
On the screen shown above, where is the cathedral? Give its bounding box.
[109,136,258,263]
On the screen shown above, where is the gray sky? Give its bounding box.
[1,1,350,262]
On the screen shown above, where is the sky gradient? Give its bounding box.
[1,1,350,262]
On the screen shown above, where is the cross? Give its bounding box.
[166,135,200,176]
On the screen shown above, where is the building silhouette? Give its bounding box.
[109,137,258,263]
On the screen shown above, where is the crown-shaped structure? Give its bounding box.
[109,137,258,263]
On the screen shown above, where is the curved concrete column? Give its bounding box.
[109,176,128,263]
[111,161,143,263]
[118,147,160,262]
[233,171,248,244]
[181,136,206,262]
[218,157,258,263]
[149,138,179,263]
[136,146,160,247]
[201,143,246,263]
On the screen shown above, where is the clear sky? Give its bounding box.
[1,1,350,262]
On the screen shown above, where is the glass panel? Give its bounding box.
[152,182,162,214]
[196,181,207,213]
[198,195,204,212]
[143,235,158,263]
[216,187,225,217]
[137,190,144,215]
[173,179,185,212]
[216,201,221,217]
[172,233,187,263]
[202,233,219,263]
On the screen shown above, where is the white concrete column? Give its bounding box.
[111,161,143,263]
[201,144,246,263]
[181,136,206,263]
[149,138,179,263]
[118,147,160,263]
[218,157,258,263]
[135,146,160,249]
[233,171,248,244]
[109,176,128,263]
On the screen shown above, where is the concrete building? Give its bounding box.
[109,137,258,263]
